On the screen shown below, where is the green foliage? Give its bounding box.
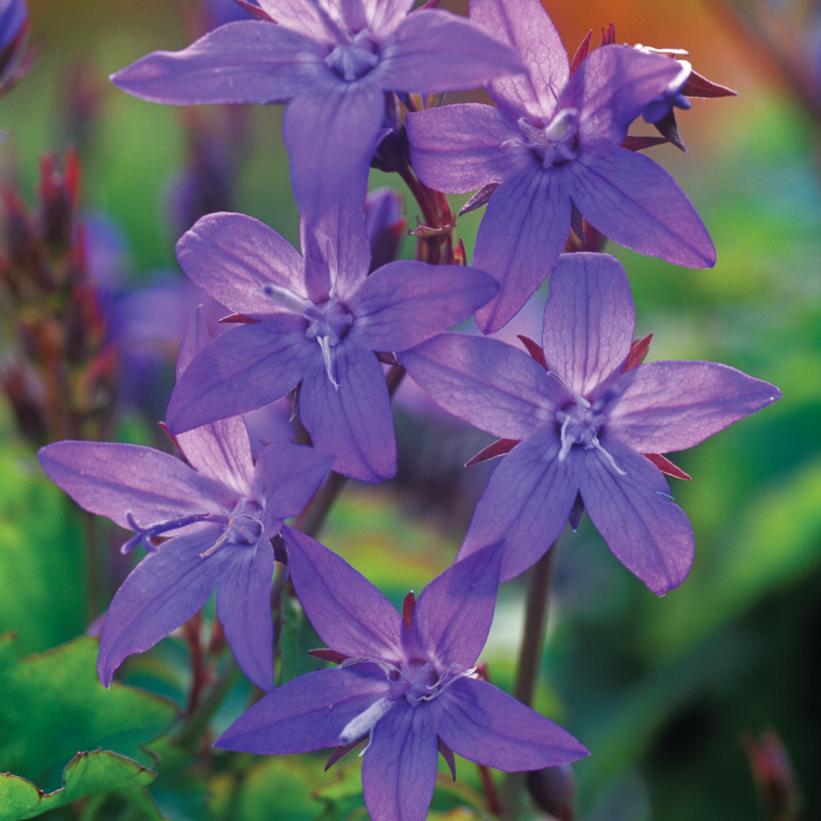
[0,635,176,818]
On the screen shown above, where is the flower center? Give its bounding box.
[325,30,380,82]
[304,299,354,389]
[517,108,580,169]
[199,498,264,558]
[556,400,625,475]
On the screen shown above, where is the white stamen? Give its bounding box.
[558,415,573,463]
[339,697,392,745]
[591,435,627,476]
[262,283,311,314]
[317,336,340,390]
[544,108,578,142]
[419,665,477,702]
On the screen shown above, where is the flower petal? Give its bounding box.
[608,361,781,453]
[459,429,578,581]
[217,540,275,691]
[470,0,567,118]
[406,103,527,194]
[365,0,413,36]
[566,45,680,143]
[378,9,524,94]
[253,441,332,527]
[541,253,635,396]
[474,170,572,333]
[362,702,439,821]
[401,333,565,440]
[216,667,391,753]
[175,307,256,493]
[299,343,396,482]
[38,441,227,531]
[256,0,332,40]
[571,142,716,268]
[98,527,230,685]
[177,213,306,314]
[282,527,403,660]
[413,546,501,669]
[349,261,497,352]
[436,677,587,771]
[576,437,694,595]
[111,21,330,105]
[283,87,385,222]
[167,318,315,434]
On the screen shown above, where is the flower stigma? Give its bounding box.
[556,399,625,475]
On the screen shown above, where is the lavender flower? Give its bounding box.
[0,0,32,97]
[110,0,523,220]
[39,308,332,690]
[217,533,587,820]
[166,211,497,482]
[402,253,781,594]
[407,0,716,332]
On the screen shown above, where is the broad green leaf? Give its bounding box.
[0,751,156,821]
[0,635,176,790]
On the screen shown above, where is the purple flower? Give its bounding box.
[217,532,587,820]
[110,0,523,220]
[166,211,498,482]
[406,0,717,332]
[402,253,781,594]
[39,308,332,690]
[0,0,31,96]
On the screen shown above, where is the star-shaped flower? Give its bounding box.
[406,0,716,332]
[217,532,587,821]
[111,0,523,221]
[39,308,332,690]
[402,253,781,594]
[166,210,498,482]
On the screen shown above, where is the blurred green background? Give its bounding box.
[1,1,819,819]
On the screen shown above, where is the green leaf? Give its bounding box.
[0,445,87,653]
[0,635,176,791]
[0,751,156,821]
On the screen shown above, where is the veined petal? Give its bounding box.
[470,0,567,118]
[175,307,256,493]
[576,437,694,595]
[167,318,315,434]
[566,45,680,143]
[541,253,635,396]
[459,429,578,581]
[257,0,333,40]
[216,667,391,753]
[414,546,501,669]
[406,104,528,194]
[362,702,439,821]
[401,334,566,440]
[98,527,230,685]
[177,213,306,314]
[378,9,524,94]
[299,343,396,482]
[474,170,572,334]
[253,441,332,527]
[301,199,372,304]
[283,87,385,222]
[282,527,403,660]
[571,142,715,269]
[111,21,331,105]
[349,261,497,353]
[435,678,587,771]
[608,361,781,453]
[217,540,275,691]
[365,0,413,36]
[38,441,228,531]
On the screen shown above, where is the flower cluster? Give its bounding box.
[36,0,782,818]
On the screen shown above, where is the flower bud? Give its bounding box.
[743,729,801,821]
[365,187,406,271]
[526,763,576,821]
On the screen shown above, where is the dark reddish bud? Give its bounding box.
[622,135,670,152]
[38,150,81,250]
[308,648,348,665]
[600,23,616,46]
[743,729,801,821]
[570,30,592,74]
[681,70,736,99]
[0,364,48,444]
[644,453,691,481]
[517,334,548,368]
[401,591,416,628]
[465,437,519,468]
[371,95,409,173]
[59,61,106,153]
[526,763,576,821]
[1,188,50,289]
[623,334,654,371]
